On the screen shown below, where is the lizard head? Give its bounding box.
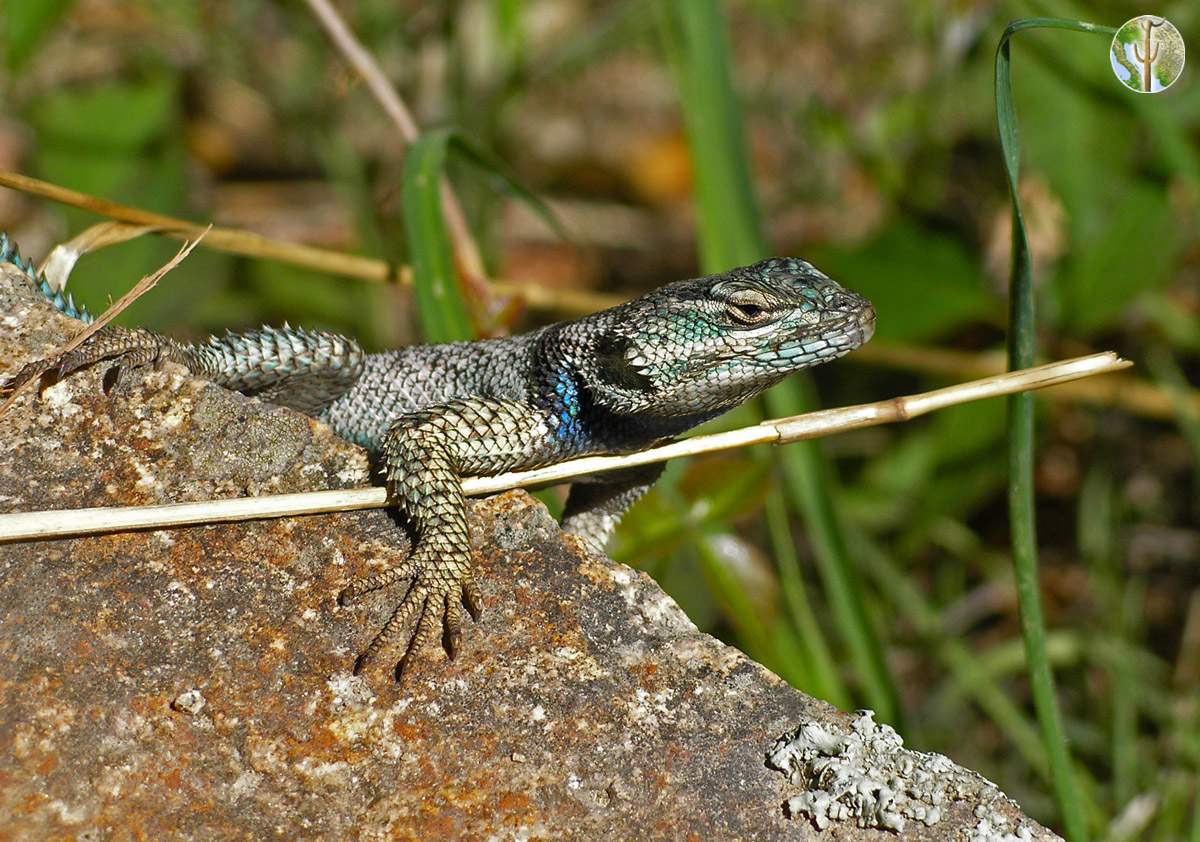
[580,257,875,418]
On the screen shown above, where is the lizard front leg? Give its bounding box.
[340,398,559,679]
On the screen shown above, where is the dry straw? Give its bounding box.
[0,351,1127,542]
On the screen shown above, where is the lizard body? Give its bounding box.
[1,233,875,678]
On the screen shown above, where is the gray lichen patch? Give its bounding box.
[767,710,1036,838]
[970,813,1035,842]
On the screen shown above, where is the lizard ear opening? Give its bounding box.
[593,334,654,393]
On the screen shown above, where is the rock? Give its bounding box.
[0,264,1060,840]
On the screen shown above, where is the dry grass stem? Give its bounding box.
[856,340,1198,421]
[300,0,487,288]
[38,222,161,292]
[0,351,1128,542]
[0,170,620,315]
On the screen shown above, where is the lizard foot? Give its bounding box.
[342,550,482,680]
[1,327,181,400]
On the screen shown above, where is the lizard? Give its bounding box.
[0,232,876,679]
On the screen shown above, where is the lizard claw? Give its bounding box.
[344,549,478,680]
[0,359,56,399]
[462,575,483,622]
[352,652,370,676]
[394,651,420,682]
[1,327,179,401]
[443,590,464,660]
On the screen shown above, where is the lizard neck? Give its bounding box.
[530,321,722,453]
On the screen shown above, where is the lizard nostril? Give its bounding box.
[829,291,861,311]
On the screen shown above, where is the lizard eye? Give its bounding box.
[726,299,770,325]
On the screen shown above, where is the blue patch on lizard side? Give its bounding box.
[552,367,585,444]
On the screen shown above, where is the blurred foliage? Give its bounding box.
[2,0,1198,836]
[814,221,994,342]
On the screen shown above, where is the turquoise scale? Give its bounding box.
[0,232,94,324]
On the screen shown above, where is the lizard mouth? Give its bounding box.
[854,302,877,345]
[827,291,876,347]
[766,299,875,368]
[828,302,876,355]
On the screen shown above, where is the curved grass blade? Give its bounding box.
[996,18,1115,842]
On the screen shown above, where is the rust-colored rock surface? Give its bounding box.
[0,265,1059,840]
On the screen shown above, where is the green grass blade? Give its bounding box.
[403,128,565,343]
[764,488,850,708]
[659,0,899,725]
[855,534,1050,779]
[1077,463,1140,809]
[996,18,1115,842]
[447,132,571,243]
[658,0,763,267]
[3,0,75,70]
[402,130,474,343]
[765,380,899,722]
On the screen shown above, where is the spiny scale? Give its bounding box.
[0,232,93,324]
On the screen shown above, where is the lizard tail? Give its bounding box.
[0,231,94,324]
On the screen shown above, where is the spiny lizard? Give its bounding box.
[0,233,875,679]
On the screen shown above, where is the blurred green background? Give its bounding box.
[2,1,1197,837]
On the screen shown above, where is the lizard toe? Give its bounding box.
[353,578,424,674]
[0,361,51,399]
[340,559,417,605]
[443,591,464,660]
[462,575,483,622]
[394,596,443,680]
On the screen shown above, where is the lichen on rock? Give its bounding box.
[768,710,1039,840]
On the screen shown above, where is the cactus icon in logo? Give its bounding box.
[1110,15,1185,93]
